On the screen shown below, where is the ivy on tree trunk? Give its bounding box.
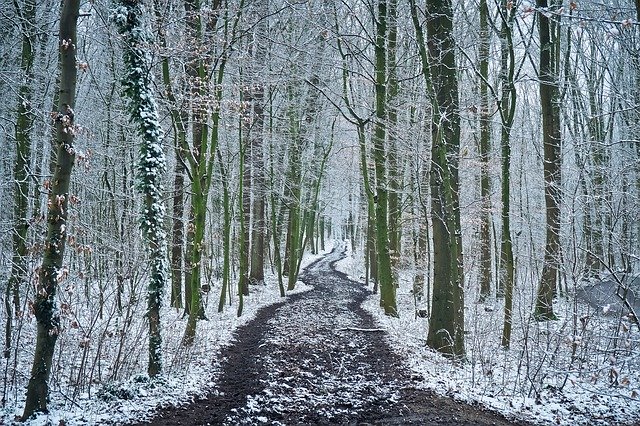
[114,0,169,377]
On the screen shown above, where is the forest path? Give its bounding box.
[134,245,528,425]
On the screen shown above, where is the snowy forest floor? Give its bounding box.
[128,245,527,426]
[6,242,638,425]
[338,247,640,426]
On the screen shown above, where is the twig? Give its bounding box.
[581,247,640,329]
[336,327,386,333]
[615,285,640,329]
[54,388,83,409]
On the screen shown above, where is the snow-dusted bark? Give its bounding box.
[409,0,464,357]
[114,0,168,378]
[22,0,80,419]
[373,0,398,317]
[6,0,36,360]
[534,0,562,321]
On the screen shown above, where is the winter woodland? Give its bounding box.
[1,0,639,424]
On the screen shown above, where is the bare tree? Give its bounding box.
[534,0,562,321]
[4,0,36,361]
[410,0,465,357]
[22,0,80,419]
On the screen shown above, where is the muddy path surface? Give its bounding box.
[133,246,529,425]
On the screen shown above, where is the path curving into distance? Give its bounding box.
[132,244,528,425]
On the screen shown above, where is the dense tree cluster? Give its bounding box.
[1,0,639,421]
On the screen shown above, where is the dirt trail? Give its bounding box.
[132,246,529,425]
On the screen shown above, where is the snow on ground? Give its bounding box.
[1,242,332,426]
[335,242,640,426]
[224,248,403,425]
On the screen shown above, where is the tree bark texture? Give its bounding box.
[534,0,562,321]
[249,82,266,284]
[115,0,170,378]
[387,0,402,271]
[5,0,36,360]
[22,0,79,419]
[411,0,465,356]
[478,0,492,302]
[284,97,302,291]
[239,86,251,299]
[374,0,398,316]
[498,5,517,348]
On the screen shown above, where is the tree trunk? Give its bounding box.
[412,158,428,302]
[238,122,249,315]
[411,0,464,357]
[170,160,185,308]
[155,0,187,309]
[238,86,251,299]
[497,4,517,348]
[217,148,231,312]
[270,153,286,297]
[414,113,432,315]
[477,0,492,302]
[534,0,561,321]
[284,127,302,291]
[5,0,36,360]
[183,0,241,342]
[282,88,301,284]
[248,2,268,286]
[22,0,80,419]
[387,0,401,272]
[319,216,325,251]
[115,0,170,377]
[183,0,204,317]
[357,122,376,290]
[184,174,209,339]
[373,0,397,316]
[249,83,266,284]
